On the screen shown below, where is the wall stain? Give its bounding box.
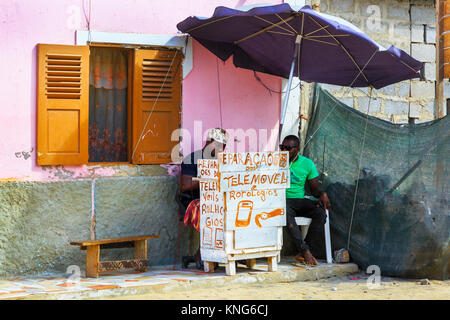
[14,148,34,160]
[41,165,76,180]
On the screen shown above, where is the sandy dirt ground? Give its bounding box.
[105,271,449,300]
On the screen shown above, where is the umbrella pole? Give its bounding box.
[278,35,301,146]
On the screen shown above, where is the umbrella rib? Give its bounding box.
[235,15,297,44]
[304,24,329,37]
[390,53,420,73]
[275,13,299,34]
[308,15,371,84]
[399,60,420,73]
[298,13,305,77]
[185,16,235,33]
[268,30,296,36]
[306,34,349,38]
[302,37,339,46]
[254,16,296,35]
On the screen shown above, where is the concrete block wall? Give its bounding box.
[317,0,443,123]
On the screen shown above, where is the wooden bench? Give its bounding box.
[70,235,159,278]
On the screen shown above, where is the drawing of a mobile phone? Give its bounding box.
[235,200,253,227]
[202,226,212,247]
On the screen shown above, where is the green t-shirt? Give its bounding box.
[286,154,319,199]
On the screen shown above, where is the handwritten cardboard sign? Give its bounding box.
[218,151,289,192]
[225,189,286,230]
[199,180,225,251]
[219,169,289,192]
[218,151,288,172]
[226,188,285,210]
[199,160,227,262]
[199,153,290,263]
[197,159,219,179]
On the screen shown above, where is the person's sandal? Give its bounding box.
[303,252,319,266]
[182,256,195,269]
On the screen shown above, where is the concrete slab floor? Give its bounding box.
[0,257,358,300]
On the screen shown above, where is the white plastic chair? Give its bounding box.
[295,209,332,264]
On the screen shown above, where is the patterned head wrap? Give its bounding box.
[206,128,228,144]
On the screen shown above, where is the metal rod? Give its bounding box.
[279,35,302,143]
[280,53,297,126]
[325,209,332,264]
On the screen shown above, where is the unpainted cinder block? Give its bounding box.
[411,81,435,98]
[385,100,409,115]
[411,43,436,63]
[411,5,436,27]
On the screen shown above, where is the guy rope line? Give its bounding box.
[346,86,374,250]
[253,71,301,95]
[173,37,190,270]
[303,48,379,150]
[216,58,224,128]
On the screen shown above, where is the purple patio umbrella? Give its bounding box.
[177,3,423,138]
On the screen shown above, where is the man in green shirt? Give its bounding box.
[281,135,331,266]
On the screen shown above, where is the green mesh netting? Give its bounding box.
[303,84,449,280]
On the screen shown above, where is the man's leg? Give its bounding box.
[285,198,311,257]
[297,199,327,257]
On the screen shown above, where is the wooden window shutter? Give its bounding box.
[36,44,89,165]
[131,48,182,164]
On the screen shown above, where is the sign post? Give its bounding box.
[197,151,290,275]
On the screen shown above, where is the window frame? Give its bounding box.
[86,42,184,165]
[37,41,185,166]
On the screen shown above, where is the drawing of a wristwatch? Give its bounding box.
[255,208,285,228]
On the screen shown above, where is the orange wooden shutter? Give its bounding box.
[132,49,182,164]
[37,44,89,165]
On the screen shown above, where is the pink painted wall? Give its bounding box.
[0,0,282,181]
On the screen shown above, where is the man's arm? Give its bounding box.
[180,156,199,193]
[180,174,199,193]
[307,177,331,210]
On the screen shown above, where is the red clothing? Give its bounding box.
[183,199,200,232]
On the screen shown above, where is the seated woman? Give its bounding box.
[179,128,228,269]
